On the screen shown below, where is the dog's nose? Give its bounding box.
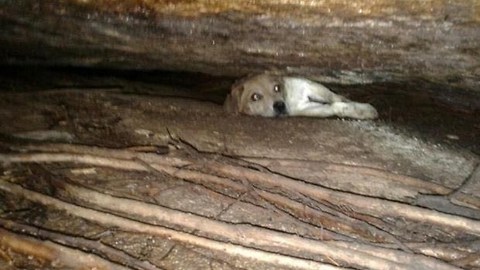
[273,101,287,115]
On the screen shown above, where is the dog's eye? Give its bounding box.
[251,93,262,101]
[273,84,281,93]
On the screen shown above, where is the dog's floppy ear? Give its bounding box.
[224,84,245,114]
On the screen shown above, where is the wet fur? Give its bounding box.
[224,74,378,120]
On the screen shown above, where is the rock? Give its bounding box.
[0,0,479,92]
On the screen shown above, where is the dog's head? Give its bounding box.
[224,74,288,117]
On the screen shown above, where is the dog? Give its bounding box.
[224,74,378,119]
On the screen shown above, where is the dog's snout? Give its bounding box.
[273,101,287,115]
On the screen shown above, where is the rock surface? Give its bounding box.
[0,82,479,269]
[1,0,479,92]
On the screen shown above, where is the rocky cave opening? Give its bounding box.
[0,1,479,270]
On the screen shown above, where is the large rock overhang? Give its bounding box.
[1,0,479,91]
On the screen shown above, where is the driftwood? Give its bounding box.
[1,141,479,269]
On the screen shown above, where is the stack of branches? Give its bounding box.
[0,137,479,270]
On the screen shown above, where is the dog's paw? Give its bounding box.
[354,103,378,119]
[333,102,378,120]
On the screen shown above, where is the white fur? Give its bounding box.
[284,77,378,119]
[224,74,378,120]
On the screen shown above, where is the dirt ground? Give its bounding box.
[0,67,479,269]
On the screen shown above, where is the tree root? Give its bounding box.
[1,142,479,269]
[0,227,130,270]
[0,180,342,270]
